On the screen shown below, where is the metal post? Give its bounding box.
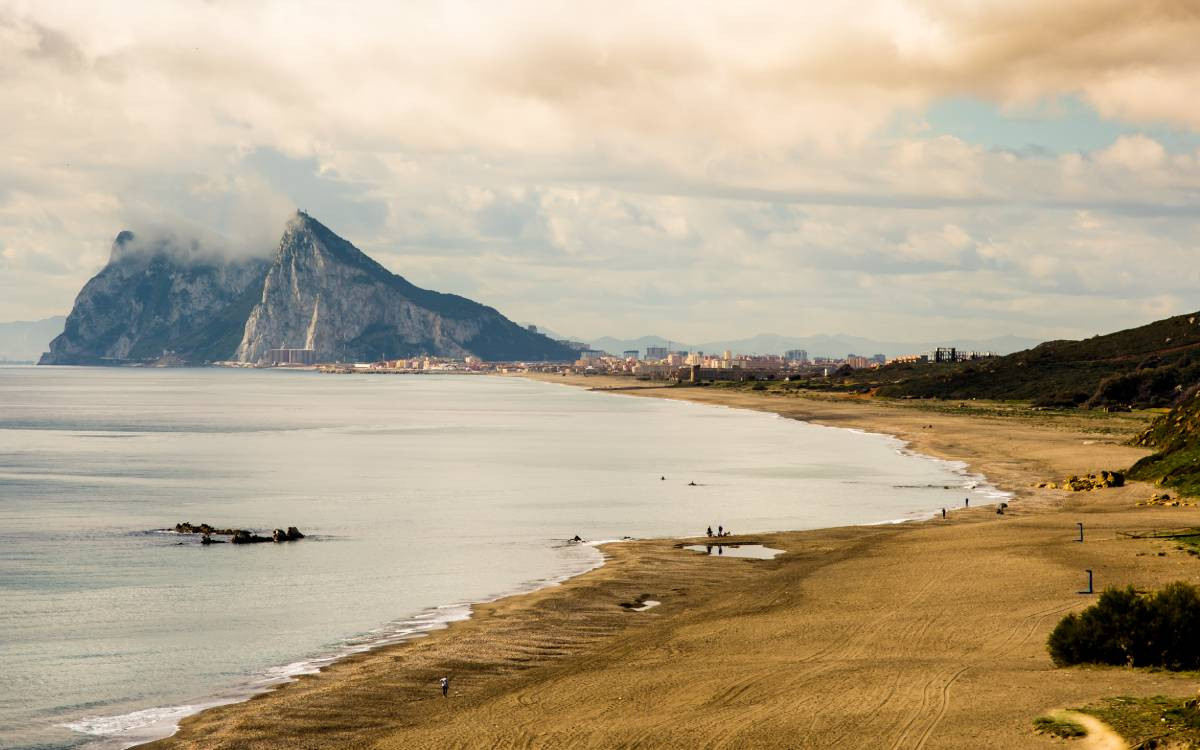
[1076,522,1084,543]
[1079,569,1093,595]
[965,497,969,508]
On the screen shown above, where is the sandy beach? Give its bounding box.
[141,375,1200,749]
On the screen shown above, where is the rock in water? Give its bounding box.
[235,212,573,363]
[285,526,305,540]
[272,528,287,543]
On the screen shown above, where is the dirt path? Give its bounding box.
[1064,711,1129,750]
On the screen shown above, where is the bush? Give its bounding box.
[1049,583,1200,669]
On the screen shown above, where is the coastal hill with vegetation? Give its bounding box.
[830,310,1200,409]
[704,309,1200,498]
[1130,386,1200,497]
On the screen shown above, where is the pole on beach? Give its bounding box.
[1076,522,1084,542]
[1078,569,1094,595]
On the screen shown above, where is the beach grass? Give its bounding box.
[1080,696,1200,747]
[1032,713,1087,738]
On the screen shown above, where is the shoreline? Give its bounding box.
[70,541,610,750]
[133,375,1200,749]
[85,380,987,749]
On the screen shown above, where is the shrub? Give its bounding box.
[1048,583,1200,669]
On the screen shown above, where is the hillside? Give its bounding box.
[41,233,269,365]
[1129,387,1200,496]
[862,312,1200,408]
[42,213,574,366]
[235,213,574,363]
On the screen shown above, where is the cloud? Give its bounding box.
[1096,134,1168,170]
[2,1,1200,342]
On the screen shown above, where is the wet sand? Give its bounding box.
[142,375,1200,749]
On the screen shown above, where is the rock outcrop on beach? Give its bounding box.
[40,232,268,365]
[235,212,573,363]
[41,212,574,365]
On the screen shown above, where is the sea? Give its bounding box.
[0,367,1006,749]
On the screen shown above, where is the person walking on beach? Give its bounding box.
[706,526,713,537]
[718,525,723,537]
[440,676,449,697]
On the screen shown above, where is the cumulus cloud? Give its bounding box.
[2,0,1200,341]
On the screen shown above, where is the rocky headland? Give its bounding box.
[41,213,572,365]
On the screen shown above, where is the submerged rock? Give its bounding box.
[174,522,304,544]
[230,530,273,544]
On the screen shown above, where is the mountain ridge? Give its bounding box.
[41,213,573,365]
[0,316,66,362]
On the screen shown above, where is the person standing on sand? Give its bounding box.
[440,676,449,697]
[707,526,713,537]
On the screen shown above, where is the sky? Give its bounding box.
[2,0,1200,343]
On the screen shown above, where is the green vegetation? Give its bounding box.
[1080,696,1200,748]
[1048,583,1200,670]
[843,310,1200,408]
[1031,714,1086,738]
[1130,387,1200,496]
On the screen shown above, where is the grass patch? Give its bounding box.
[1032,714,1087,738]
[1172,532,1200,556]
[1080,696,1200,748]
[1131,445,1200,498]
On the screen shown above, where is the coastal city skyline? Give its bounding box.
[4,2,1200,344]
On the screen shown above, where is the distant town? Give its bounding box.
[238,325,997,382]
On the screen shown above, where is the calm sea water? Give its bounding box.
[0,367,1001,749]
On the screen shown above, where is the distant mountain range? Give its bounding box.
[0,316,65,362]
[40,213,573,365]
[563,333,1040,359]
